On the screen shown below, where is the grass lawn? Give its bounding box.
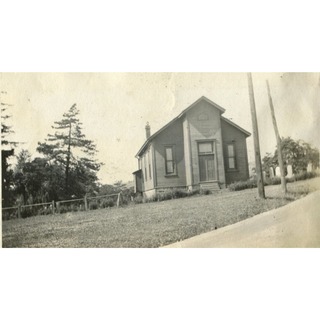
[2,177,320,248]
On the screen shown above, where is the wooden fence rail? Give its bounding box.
[2,192,122,220]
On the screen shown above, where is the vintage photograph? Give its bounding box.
[1,72,319,248]
[2,2,319,320]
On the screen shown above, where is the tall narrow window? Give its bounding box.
[227,143,236,169]
[144,155,147,180]
[148,150,152,179]
[165,146,175,175]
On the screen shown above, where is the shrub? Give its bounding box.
[38,207,52,215]
[172,189,189,199]
[228,179,257,191]
[264,176,281,186]
[294,171,318,181]
[59,205,69,214]
[21,206,37,218]
[156,190,173,201]
[200,189,212,195]
[229,170,319,192]
[188,189,200,196]
[89,201,98,210]
[133,195,143,204]
[100,198,115,208]
[20,205,53,218]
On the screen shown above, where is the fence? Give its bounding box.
[2,192,122,220]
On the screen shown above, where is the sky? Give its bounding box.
[1,72,319,184]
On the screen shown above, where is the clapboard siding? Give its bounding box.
[221,119,249,184]
[186,99,226,187]
[154,119,186,188]
[139,144,154,191]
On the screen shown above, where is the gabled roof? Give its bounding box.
[221,116,251,137]
[136,96,249,157]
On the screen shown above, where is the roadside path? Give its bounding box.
[164,190,320,248]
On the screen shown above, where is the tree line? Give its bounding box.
[2,94,133,209]
[262,137,319,177]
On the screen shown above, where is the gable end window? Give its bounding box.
[165,146,176,175]
[227,143,236,170]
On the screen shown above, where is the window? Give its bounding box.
[148,150,152,179]
[144,155,147,180]
[227,143,236,169]
[165,146,176,175]
[198,142,213,154]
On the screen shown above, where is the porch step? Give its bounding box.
[200,181,220,192]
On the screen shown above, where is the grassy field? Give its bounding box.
[2,177,320,248]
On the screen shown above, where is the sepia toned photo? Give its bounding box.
[2,2,320,320]
[1,72,319,248]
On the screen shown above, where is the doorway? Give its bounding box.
[198,141,217,182]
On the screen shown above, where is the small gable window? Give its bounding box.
[165,146,176,175]
[198,113,209,121]
[227,143,236,170]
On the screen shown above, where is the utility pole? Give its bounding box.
[247,73,265,199]
[266,80,287,194]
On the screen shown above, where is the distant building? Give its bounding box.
[133,96,251,198]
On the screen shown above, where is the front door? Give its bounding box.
[199,154,216,181]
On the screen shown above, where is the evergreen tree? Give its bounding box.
[37,104,102,198]
[1,91,18,207]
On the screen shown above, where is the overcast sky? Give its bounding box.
[1,72,319,184]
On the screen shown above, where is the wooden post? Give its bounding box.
[17,205,21,219]
[266,80,287,194]
[51,200,55,214]
[247,73,265,199]
[56,201,60,214]
[84,195,88,211]
[116,193,121,208]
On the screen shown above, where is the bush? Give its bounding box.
[20,205,52,218]
[133,195,143,204]
[100,198,115,208]
[156,190,174,201]
[38,207,52,215]
[21,206,37,218]
[172,189,189,198]
[155,188,190,201]
[229,171,319,192]
[264,176,281,186]
[59,205,69,214]
[188,189,200,196]
[200,189,212,195]
[89,201,98,210]
[229,179,257,191]
[294,171,318,181]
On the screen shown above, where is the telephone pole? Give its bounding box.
[247,73,265,199]
[266,80,287,194]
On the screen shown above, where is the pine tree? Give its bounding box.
[1,91,18,207]
[37,104,102,198]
